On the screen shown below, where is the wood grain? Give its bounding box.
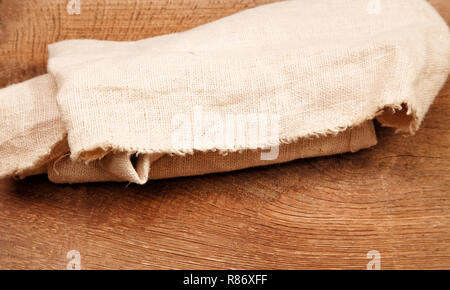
[0,0,449,269]
[0,0,280,87]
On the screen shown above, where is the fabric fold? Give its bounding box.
[0,75,66,178]
[46,0,449,161]
[45,121,377,184]
[0,0,449,184]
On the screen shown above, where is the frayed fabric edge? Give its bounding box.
[0,100,420,181]
[0,134,68,180]
[72,101,420,164]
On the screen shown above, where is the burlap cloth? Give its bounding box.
[0,0,449,184]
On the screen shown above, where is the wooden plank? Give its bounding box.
[0,0,449,269]
[0,79,448,270]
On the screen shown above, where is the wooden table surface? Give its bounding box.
[0,1,449,270]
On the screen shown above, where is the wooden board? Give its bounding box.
[0,1,449,269]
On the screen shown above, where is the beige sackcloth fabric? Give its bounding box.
[0,0,282,88]
[0,0,449,184]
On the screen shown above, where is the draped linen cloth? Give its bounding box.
[0,0,449,184]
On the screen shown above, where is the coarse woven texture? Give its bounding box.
[0,75,67,179]
[46,121,377,184]
[47,0,449,160]
[0,0,444,88]
[0,72,377,183]
[1,0,449,184]
[0,0,281,88]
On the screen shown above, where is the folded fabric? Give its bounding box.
[1,0,449,184]
[0,0,281,88]
[0,74,377,183]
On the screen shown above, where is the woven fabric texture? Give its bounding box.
[0,0,280,88]
[0,0,449,184]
